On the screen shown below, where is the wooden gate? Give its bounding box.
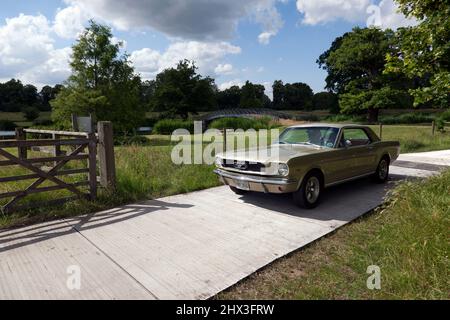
[0,130,98,214]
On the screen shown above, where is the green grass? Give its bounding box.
[217,169,450,299]
[0,111,52,127]
[369,125,450,153]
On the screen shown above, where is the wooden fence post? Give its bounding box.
[431,121,436,136]
[98,121,116,190]
[87,132,97,200]
[379,123,383,140]
[15,128,27,160]
[222,128,227,153]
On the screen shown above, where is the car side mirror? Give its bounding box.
[345,140,352,147]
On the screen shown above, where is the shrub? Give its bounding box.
[33,119,54,126]
[326,114,366,123]
[22,106,40,122]
[0,119,17,131]
[402,139,426,151]
[436,109,450,132]
[153,119,194,134]
[209,116,277,131]
[380,113,435,125]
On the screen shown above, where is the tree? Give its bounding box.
[150,60,216,119]
[313,92,339,113]
[139,80,156,110]
[22,106,40,122]
[239,81,271,109]
[386,0,449,107]
[318,27,413,122]
[284,83,313,110]
[272,80,285,109]
[272,80,313,110]
[317,33,352,94]
[0,79,25,112]
[216,86,241,109]
[52,21,144,132]
[40,85,63,111]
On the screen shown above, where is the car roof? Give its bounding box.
[287,123,368,129]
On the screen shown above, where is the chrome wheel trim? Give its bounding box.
[379,159,388,179]
[305,176,320,203]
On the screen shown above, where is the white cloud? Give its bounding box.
[0,14,53,76]
[258,32,275,45]
[370,0,418,29]
[65,0,284,43]
[53,5,87,39]
[296,0,371,25]
[18,47,72,87]
[131,41,241,80]
[296,0,416,29]
[214,63,234,75]
[218,79,244,91]
[0,14,71,87]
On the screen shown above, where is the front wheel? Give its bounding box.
[373,157,390,183]
[292,173,322,209]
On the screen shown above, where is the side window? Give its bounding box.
[341,128,371,147]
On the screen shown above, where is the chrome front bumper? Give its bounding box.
[214,169,299,193]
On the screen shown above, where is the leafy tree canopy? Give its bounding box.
[150,60,216,119]
[217,86,241,109]
[318,27,414,122]
[52,20,144,132]
[313,92,339,113]
[240,81,271,109]
[272,80,313,110]
[386,0,449,107]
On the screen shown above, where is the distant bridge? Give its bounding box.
[198,108,291,125]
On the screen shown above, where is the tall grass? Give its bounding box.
[368,125,450,153]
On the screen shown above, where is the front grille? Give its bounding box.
[222,159,265,172]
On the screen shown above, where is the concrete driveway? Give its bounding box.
[0,150,448,299]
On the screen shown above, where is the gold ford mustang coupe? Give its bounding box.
[214,124,400,209]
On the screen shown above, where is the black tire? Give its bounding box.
[292,172,322,209]
[229,186,248,195]
[373,156,390,183]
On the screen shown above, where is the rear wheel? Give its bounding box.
[373,157,390,183]
[229,186,248,195]
[293,172,322,209]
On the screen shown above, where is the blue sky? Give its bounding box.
[0,0,416,96]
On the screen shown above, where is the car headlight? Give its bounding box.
[278,163,289,176]
[215,157,222,167]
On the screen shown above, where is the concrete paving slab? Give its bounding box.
[0,220,156,300]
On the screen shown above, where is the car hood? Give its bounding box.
[218,144,327,164]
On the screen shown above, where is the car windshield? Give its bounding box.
[277,127,339,148]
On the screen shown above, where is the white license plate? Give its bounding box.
[235,180,250,191]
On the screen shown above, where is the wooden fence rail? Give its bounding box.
[0,122,115,214]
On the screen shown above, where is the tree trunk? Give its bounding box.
[367,107,379,124]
